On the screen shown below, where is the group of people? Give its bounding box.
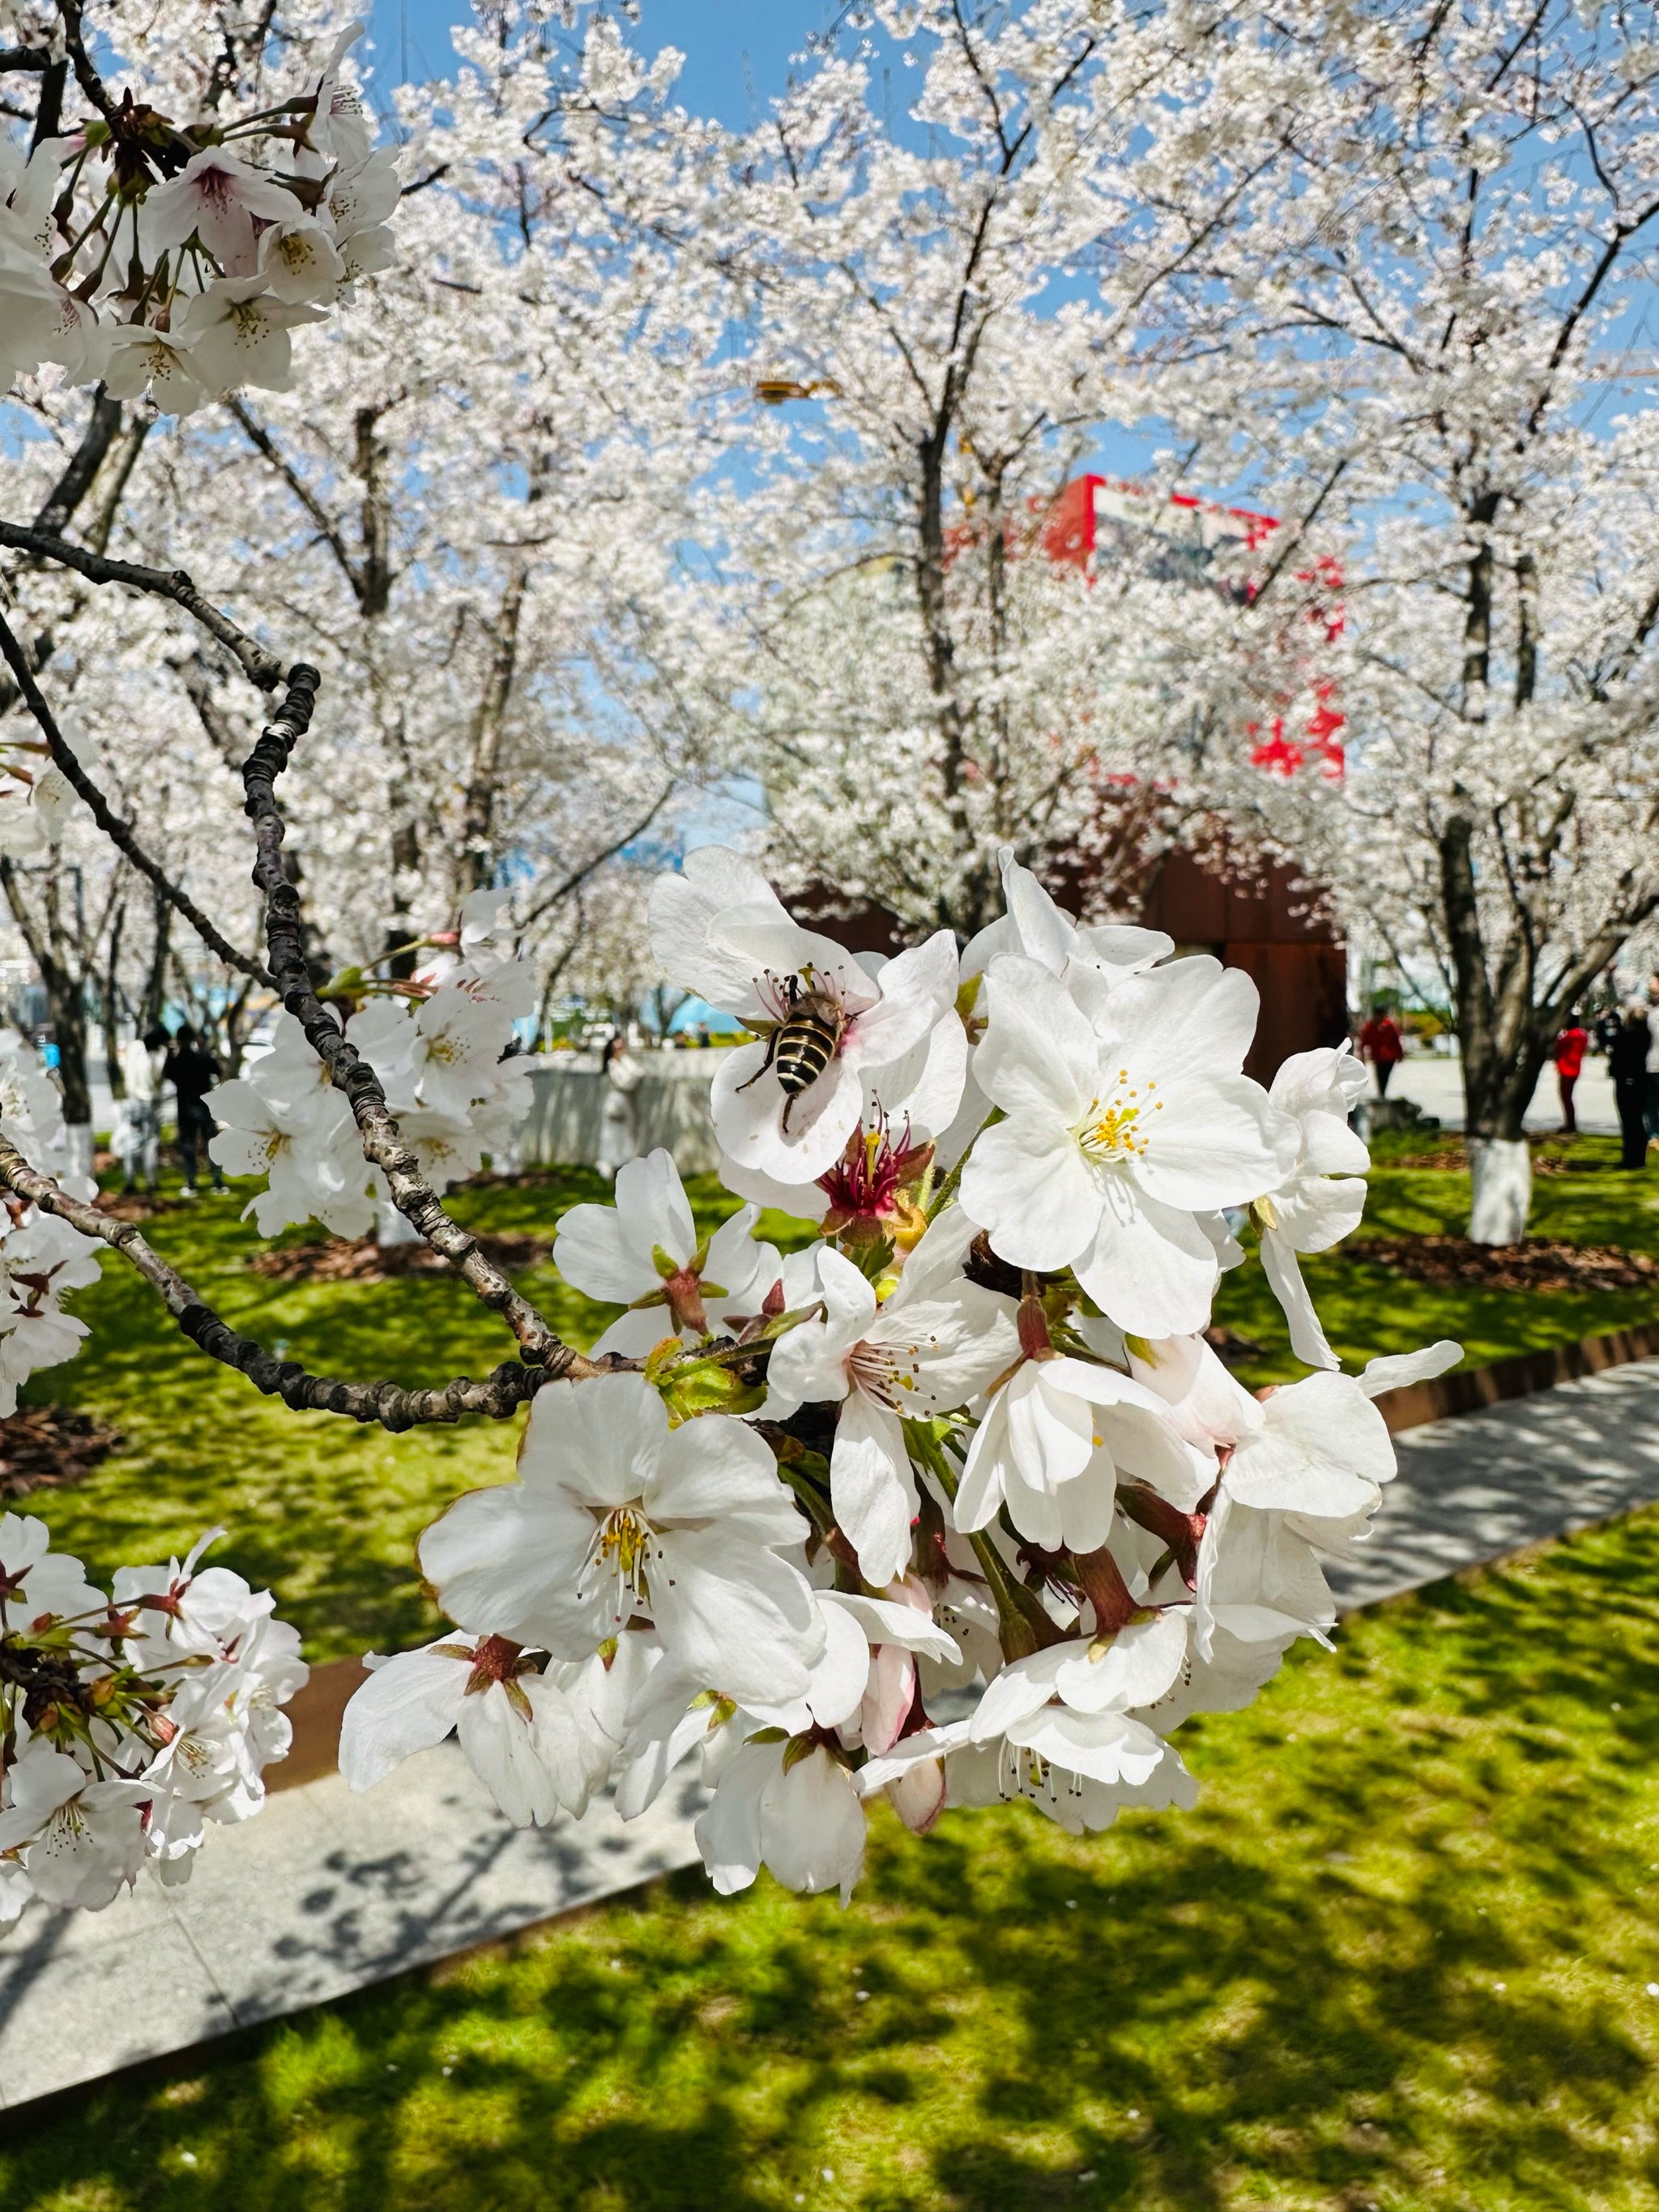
[111,1023,227,1198]
[1357,983,1659,1171]
[1597,985,1659,1170]
[1534,986,1659,1168]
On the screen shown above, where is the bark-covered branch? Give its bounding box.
[33,388,124,540]
[0,1136,574,1431]
[0,607,275,989]
[0,521,285,690]
[239,668,591,1374]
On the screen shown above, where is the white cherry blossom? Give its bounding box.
[651,848,959,1182]
[762,1232,1017,1586]
[552,1149,781,1357]
[0,1744,150,1911]
[693,1736,868,1903]
[956,1354,1205,1554]
[419,1374,822,1706]
[0,1511,101,1627]
[205,1076,373,1239]
[1252,1047,1371,1369]
[339,1635,610,1828]
[141,149,300,271]
[961,955,1297,1336]
[177,278,327,397]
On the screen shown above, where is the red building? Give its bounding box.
[1047,473,1350,1078]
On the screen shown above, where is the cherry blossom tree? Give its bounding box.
[542,0,1305,938]
[0,0,1461,1932]
[1162,0,1659,1241]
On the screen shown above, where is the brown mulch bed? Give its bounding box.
[92,1190,198,1222]
[247,1232,552,1285]
[1406,1159,1584,1176]
[1354,1236,1659,1294]
[0,1403,122,1500]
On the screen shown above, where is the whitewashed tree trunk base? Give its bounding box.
[62,1123,95,1184]
[1467,1137,1531,1245]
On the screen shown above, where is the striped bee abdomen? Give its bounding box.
[734,984,848,1131]
[773,1013,839,1097]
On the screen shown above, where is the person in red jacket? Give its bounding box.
[1358,1005,1405,1096]
[1553,1014,1589,1134]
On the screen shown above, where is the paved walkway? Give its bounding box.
[6,1356,1659,2111]
[1382,1050,1618,1135]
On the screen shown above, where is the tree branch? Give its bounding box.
[239,668,591,1374]
[33,387,124,539]
[0,520,285,689]
[0,608,275,989]
[0,1135,573,1431]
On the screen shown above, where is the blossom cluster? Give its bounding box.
[206,890,535,1238]
[0,1518,305,1926]
[2,19,395,409]
[342,851,1458,1902]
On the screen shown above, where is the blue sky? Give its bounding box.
[365,0,845,115]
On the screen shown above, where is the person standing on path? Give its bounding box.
[119,1025,167,1195]
[1646,976,1659,1142]
[1612,1006,1652,1170]
[1358,1005,1405,1098]
[595,1033,645,1181]
[164,1024,227,1197]
[1552,1015,1589,1135]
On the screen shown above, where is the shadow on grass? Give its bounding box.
[6,1509,1659,2210]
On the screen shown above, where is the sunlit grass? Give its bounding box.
[7,1502,1659,2208]
[21,1141,1659,1658]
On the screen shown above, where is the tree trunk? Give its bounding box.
[1467,1138,1532,1246]
[139,886,171,1034]
[52,999,93,1151]
[100,899,126,1099]
[0,858,93,1128]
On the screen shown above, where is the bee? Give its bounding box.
[737,976,847,1133]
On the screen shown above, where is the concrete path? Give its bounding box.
[1383,1049,1618,1136]
[0,1754,707,2110]
[6,1356,1659,2111]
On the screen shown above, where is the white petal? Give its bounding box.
[648,1412,805,1541]
[759,1744,867,1899]
[804,1598,875,1731]
[519,1373,666,1509]
[713,1041,865,1182]
[693,1739,770,1893]
[975,958,1097,1123]
[1095,958,1260,1081]
[968,1646,1071,1742]
[830,1393,917,1588]
[339,1646,467,1791]
[844,930,957,1070]
[960,1117,1101,1271]
[418,1483,601,1652]
[1132,1076,1297,1211]
[1055,1611,1188,1712]
[1074,1188,1218,1337]
[824,1591,960,1664]
[1259,1229,1339,1372]
[650,1533,818,1705]
[1357,1341,1462,1398]
[457,1682,561,1827]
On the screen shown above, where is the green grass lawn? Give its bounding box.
[8,1501,1659,2210]
[1217,1132,1659,1386]
[17,1138,1659,1662]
